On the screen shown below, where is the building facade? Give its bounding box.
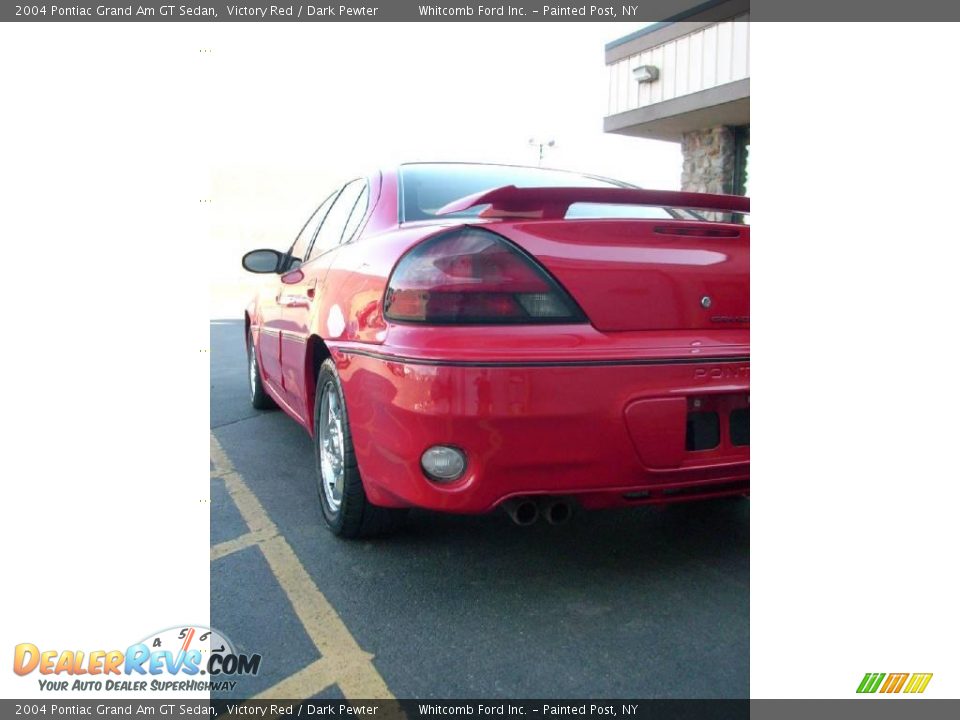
[604,0,750,197]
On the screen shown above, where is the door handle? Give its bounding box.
[278,293,311,308]
[278,279,316,308]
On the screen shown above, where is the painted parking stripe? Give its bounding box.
[210,434,395,702]
[210,529,274,561]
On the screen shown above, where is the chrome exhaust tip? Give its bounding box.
[544,498,573,525]
[502,498,539,526]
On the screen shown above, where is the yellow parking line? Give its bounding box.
[252,657,339,700]
[210,529,275,562]
[210,434,395,701]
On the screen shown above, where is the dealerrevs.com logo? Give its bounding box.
[857,672,933,694]
[13,625,261,693]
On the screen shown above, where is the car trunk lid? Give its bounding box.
[489,218,749,332]
[437,185,749,332]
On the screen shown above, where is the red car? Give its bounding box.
[243,163,749,538]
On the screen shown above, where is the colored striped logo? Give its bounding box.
[857,672,933,694]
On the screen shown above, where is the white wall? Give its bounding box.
[608,15,750,116]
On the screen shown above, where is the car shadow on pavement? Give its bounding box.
[342,496,747,588]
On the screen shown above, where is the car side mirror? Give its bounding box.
[242,249,284,274]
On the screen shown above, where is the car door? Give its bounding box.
[280,178,369,417]
[260,197,332,406]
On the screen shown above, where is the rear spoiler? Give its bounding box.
[436,185,749,219]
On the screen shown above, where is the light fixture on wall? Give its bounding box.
[632,65,659,84]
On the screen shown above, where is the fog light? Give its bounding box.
[421,446,466,482]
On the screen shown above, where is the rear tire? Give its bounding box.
[314,358,407,538]
[247,329,276,410]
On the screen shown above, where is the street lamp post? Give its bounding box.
[528,137,556,166]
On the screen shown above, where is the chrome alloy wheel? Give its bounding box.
[318,380,345,511]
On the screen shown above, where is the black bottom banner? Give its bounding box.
[5,699,960,720]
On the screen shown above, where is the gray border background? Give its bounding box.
[3,3,953,711]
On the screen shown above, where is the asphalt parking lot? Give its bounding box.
[210,319,749,700]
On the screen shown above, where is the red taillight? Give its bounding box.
[384,227,585,324]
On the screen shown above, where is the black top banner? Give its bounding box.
[5,1,730,21]
[5,0,960,22]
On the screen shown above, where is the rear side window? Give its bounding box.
[286,192,335,269]
[310,179,366,258]
[340,184,370,244]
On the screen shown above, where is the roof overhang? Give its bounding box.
[604,78,749,142]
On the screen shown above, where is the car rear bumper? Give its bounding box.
[333,346,749,513]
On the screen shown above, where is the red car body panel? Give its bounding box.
[246,166,749,513]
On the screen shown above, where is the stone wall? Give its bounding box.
[680,126,736,195]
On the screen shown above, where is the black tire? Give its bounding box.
[247,329,276,410]
[314,358,407,538]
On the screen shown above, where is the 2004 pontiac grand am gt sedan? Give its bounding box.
[242,163,749,538]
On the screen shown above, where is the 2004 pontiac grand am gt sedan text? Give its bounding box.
[242,163,749,538]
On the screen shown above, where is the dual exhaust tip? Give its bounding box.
[502,497,574,526]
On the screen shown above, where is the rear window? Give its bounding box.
[399,163,701,222]
[566,203,676,220]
